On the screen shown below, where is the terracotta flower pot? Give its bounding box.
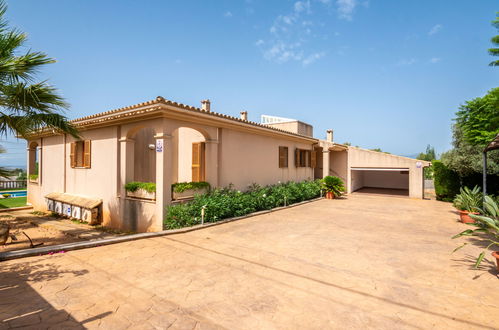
[325,191,335,199]
[492,251,499,273]
[458,210,478,224]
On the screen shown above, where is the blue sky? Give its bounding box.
[1,0,498,166]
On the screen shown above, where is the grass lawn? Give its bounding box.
[0,197,27,209]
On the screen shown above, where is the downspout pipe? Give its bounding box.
[483,151,487,198]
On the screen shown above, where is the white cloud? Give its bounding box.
[429,57,441,64]
[256,0,340,66]
[396,58,417,66]
[264,41,304,63]
[428,24,442,36]
[336,0,357,20]
[224,11,233,17]
[302,52,325,66]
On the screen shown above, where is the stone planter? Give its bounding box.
[126,189,156,200]
[173,187,209,200]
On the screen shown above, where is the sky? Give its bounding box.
[1,0,498,167]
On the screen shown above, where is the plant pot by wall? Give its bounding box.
[492,251,499,273]
[173,187,209,200]
[325,191,335,199]
[126,189,156,200]
[458,210,478,224]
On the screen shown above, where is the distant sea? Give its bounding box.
[1,165,26,170]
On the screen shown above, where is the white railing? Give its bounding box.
[0,180,27,190]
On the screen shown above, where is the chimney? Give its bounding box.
[201,99,211,112]
[326,129,333,143]
[240,111,248,121]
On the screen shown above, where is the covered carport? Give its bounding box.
[346,147,429,199]
[351,167,410,196]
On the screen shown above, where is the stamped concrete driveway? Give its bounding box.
[1,194,498,329]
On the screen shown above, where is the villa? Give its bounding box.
[25,97,430,232]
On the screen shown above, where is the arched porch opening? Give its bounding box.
[172,127,208,185]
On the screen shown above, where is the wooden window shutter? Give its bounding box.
[192,142,206,182]
[83,140,91,168]
[295,148,300,167]
[278,146,288,168]
[70,142,76,168]
[310,150,317,168]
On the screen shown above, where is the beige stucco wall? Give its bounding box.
[218,128,314,190]
[265,121,313,137]
[330,150,348,184]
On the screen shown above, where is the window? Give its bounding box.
[295,148,315,168]
[70,140,91,168]
[278,146,288,168]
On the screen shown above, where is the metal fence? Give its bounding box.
[0,180,27,190]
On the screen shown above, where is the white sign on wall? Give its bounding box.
[156,140,163,152]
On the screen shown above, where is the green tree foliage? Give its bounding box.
[417,144,436,161]
[417,145,436,179]
[455,87,499,146]
[489,12,499,66]
[441,125,499,176]
[0,0,78,139]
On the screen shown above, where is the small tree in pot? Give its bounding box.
[453,196,499,272]
[453,186,482,223]
[321,176,345,199]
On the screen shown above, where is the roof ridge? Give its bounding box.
[70,96,316,140]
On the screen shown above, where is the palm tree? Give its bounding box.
[0,0,79,139]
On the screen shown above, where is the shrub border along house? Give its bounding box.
[165,180,322,229]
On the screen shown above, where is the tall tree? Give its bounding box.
[489,12,499,66]
[0,0,78,139]
[455,87,499,146]
[417,144,436,161]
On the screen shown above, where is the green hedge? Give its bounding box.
[164,180,322,229]
[432,160,460,201]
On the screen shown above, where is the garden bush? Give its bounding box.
[433,160,460,201]
[164,180,321,229]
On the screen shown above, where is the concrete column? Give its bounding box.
[205,139,219,188]
[154,133,173,231]
[322,149,330,179]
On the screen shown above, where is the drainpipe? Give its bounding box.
[483,151,487,197]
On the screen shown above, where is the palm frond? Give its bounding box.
[0,81,69,113]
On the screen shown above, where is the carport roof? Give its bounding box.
[484,133,499,152]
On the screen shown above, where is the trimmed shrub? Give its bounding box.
[433,160,460,201]
[164,180,321,229]
[172,181,210,193]
[124,181,156,193]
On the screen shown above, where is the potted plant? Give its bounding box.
[320,176,345,199]
[453,195,499,271]
[172,181,210,200]
[453,186,482,223]
[124,182,156,200]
